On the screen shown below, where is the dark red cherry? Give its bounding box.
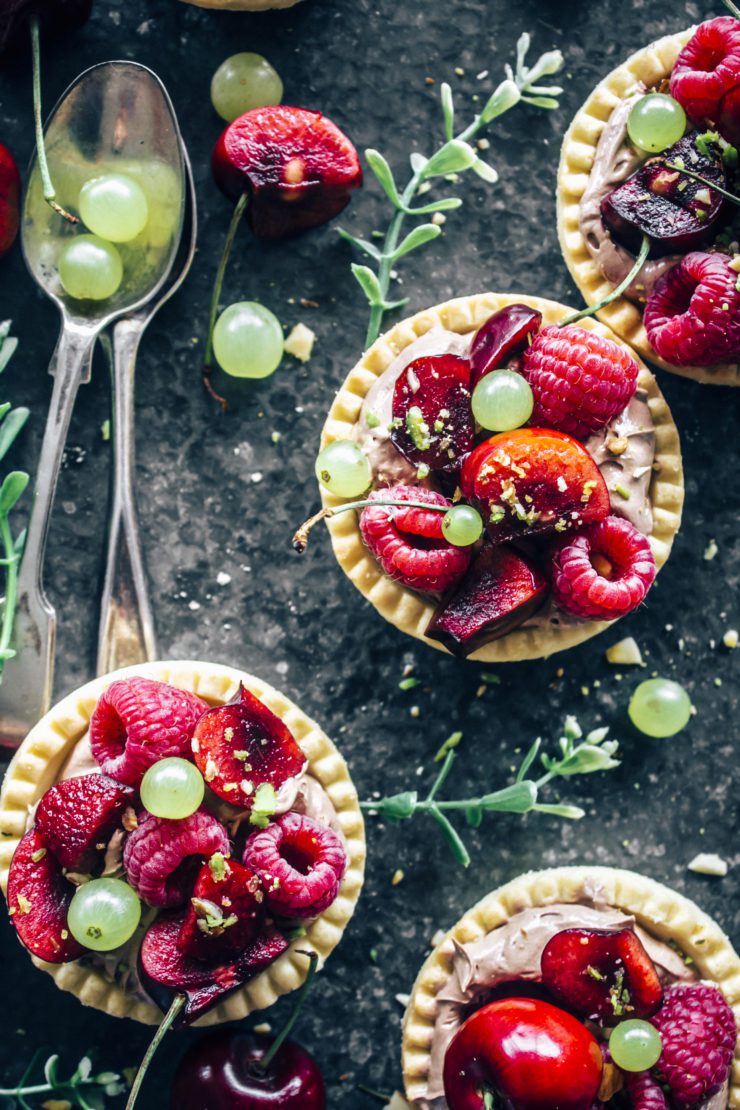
[470,305,542,386]
[170,1031,326,1109]
[0,144,20,257]
[390,354,474,473]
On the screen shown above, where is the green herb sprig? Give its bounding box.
[360,716,620,867]
[0,323,30,684]
[338,33,564,349]
[0,1052,124,1110]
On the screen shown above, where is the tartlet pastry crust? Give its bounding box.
[179,0,302,9]
[320,292,684,661]
[0,661,365,1026]
[402,865,740,1107]
[557,28,740,386]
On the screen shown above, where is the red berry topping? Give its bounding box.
[90,677,207,787]
[460,428,610,544]
[521,325,639,439]
[470,303,543,386]
[212,105,362,240]
[670,17,740,127]
[443,997,604,1110]
[624,1071,669,1109]
[123,809,230,908]
[178,856,266,964]
[34,773,134,873]
[0,143,20,257]
[644,252,740,367]
[243,812,346,920]
[426,543,548,656]
[140,910,289,1025]
[550,516,656,622]
[7,829,84,963]
[391,354,474,472]
[359,485,471,594]
[191,684,307,809]
[651,983,737,1107]
[541,928,663,1022]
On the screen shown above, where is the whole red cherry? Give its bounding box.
[443,997,603,1110]
[170,1031,326,1110]
[0,144,20,257]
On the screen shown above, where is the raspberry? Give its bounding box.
[359,484,471,593]
[123,809,230,908]
[670,17,740,126]
[651,982,737,1107]
[90,677,208,786]
[242,812,346,920]
[624,1071,669,1109]
[644,252,740,367]
[521,325,639,439]
[7,828,84,964]
[550,515,656,621]
[35,773,134,873]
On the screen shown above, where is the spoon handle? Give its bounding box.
[96,317,157,677]
[0,324,95,745]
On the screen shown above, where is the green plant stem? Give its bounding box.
[292,496,451,552]
[0,512,19,660]
[29,16,77,225]
[257,951,319,1073]
[559,234,651,326]
[203,191,250,410]
[124,994,185,1110]
[0,1080,98,1097]
[665,161,740,206]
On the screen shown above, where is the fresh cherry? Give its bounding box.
[443,997,603,1110]
[470,304,542,386]
[0,144,20,257]
[170,1031,326,1110]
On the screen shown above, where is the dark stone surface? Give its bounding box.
[0,0,737,1105]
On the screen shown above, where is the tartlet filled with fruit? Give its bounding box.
[305,293,683,662]
[402,866,740,1109]
[0,661,365,1026]
[558,13,740,384]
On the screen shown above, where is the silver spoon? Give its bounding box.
[96,145,197,677]
[0,60,186,745]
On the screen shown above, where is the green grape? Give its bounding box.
[628,677,692,738]
[627,94,687,154]
[58,235,123,301]
[213,302,284,379]
[211,53,283,122]
[78,173,149,242]
[315,440,372,498]
[609,1020,662,1072]
[472,370,534,432]
[67,878,141,952]
[442,504,483,546]
[140,757,205,819]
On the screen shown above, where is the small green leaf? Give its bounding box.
[0,320,11,342]
[534,803,585,820]
[465,805,483,828]
[422,139,478,177]
[471,159,499,184]
[404,196,463,215]
[336,227,382,261]
[430,805,470,867]
[390,223,441,261]
[440,82,455,141]
[365,148,403,208]
[0,335,18,375]
[351,263,384,306]
[410,152,428,174]
[374,790,418,821]
[0,407,30,462]
[0,471,29,514]
[478,780,537,813]
[434,730,463,762]
[381,296,410,311]
[480,78,521,123]
[43,1055,59,1086]
[0,403,10,421]
[553,744,621,776]
[516,738,541,783]
[521,95,561,110]
[522,48,564,86]
[563,715,582,741]
[13,527,26,557]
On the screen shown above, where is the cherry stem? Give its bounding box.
[30,16,78,225]
[665,160,740,207]
[292,497,450,553]
[124,993,186,1110]
[724,0,740,18]
[203,191,250,411]
[256,950,319,1074]
[559,234,650,327]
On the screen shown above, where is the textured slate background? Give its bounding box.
[0,0,737,1105]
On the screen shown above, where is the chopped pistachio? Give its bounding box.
[399,676,421,691]
[365,411,381,429]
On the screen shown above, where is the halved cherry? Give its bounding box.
[426,543,548,656]
[7,829,85,964]
[718,83,740,147]
[391,354,474,473]
[541,928,663,1022]
[192,684,307,809]
[178,856,266,964]
[470,304,542,386]
[460,428,610,544]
